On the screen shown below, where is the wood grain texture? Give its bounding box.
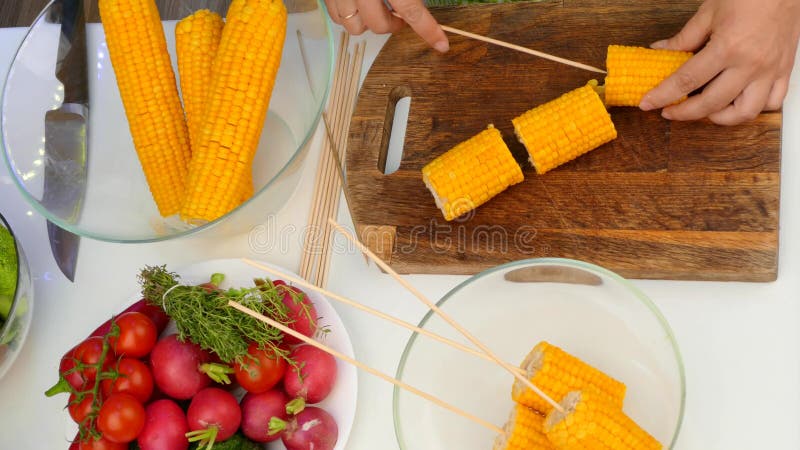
[345,0,781,281]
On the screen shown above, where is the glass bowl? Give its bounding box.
[0,212,34,381]
[394,258,685,449]
[1,0,333,242]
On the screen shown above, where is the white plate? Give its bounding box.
[64,258,358,450]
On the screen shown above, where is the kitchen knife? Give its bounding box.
[43,0,88,282]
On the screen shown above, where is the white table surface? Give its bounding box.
[1,24,799,450]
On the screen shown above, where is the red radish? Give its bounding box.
[89,299,170,338]
[137,399,189,450]
[240,389,293,443]
[275,283,318,345]
[270,406,338,450]
[284,345,338,403]
[197,273,225,293]
[149,334,213,399]
[185,388,242,448]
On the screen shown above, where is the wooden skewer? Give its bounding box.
[241,258,527,376]
[228,300,505,435]
[328,218,565,413]
[440,25,606,74]
[388,11,604,73]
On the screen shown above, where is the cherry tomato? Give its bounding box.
[78,435,127,450]
[101,358,154,403]
[108,312,157,358]
[59,347,89,390]
[67,392,97,424]
[234,342,287,394]
[97,393,146,444]
[73,337,114,385]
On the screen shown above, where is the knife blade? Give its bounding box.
[43,0,88,282]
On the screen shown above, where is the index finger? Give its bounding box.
[639,43,726,111]
[388,0,449,52]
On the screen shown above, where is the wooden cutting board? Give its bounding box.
[345,0,780,281]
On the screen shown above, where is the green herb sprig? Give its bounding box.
[139,265,292,364]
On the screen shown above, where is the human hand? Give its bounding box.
[323,0,449,52]
[639,0,800,125]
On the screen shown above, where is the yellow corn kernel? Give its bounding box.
[512,341,626,415]
[181,0,287,223]
[493,404,554,450]
[544,389,663,449]
[175,9,223,150]
[422,125,524,221]
[99,0,191,216]
[604,45,693,107]
[512,83,617,175]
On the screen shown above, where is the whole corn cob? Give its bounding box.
[181,0,287,223]
[175,9,254,202]
[512,341,626,415]
[493,404,554,450]
[512,82,617,175]
[99,0,191,216]
[604,45,693,107]
[175,9,223,150]
[544,389,663,449]
[422,125,524,221]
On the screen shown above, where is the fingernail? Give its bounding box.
[650,40,667,49]
[661,109,674,120]
[433,40,449,53]
[639,98,654,111]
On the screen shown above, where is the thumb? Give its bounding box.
[651,6,713,51]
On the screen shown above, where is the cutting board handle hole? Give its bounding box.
[379,86,412,175]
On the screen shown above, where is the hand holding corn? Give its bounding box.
[640,0,800,125]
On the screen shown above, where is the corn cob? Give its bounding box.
[181,0,287,223]
[99,0,191,216]
[604,45,693,107]
[175,9,223,150]
[512,82,617,175]
[544,389,663,449]
[512,341,626,415]
[493,404,554,450]
[422,125,524,221]
[175,9,255,202]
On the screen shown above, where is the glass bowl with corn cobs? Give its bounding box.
[0,212,34,381]
[1,0,333,243]
[394,258,685,450]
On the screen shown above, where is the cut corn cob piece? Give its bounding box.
[512,341,626,415]
[175,9,223,150]
[544,389,663,449]
[181,0,287,223]
[512,82,617,175]
[99,0,191,216]
[493,404,554,450]
[605,45,693,107]
[422,125,524,221]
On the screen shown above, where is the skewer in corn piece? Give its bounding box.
[422,125,524,221]
[512,82,617,175]
[512,341,626,415]
[99,0,192,216]
[604,45,693,107]
[544,388,663,449]
[181,0,287,223]
[493,404,554,450]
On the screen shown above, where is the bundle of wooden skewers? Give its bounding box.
[226,218,664,450]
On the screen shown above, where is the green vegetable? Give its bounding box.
[139,266,292,365]
[0,226,18,320]
[188,432,262,450]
